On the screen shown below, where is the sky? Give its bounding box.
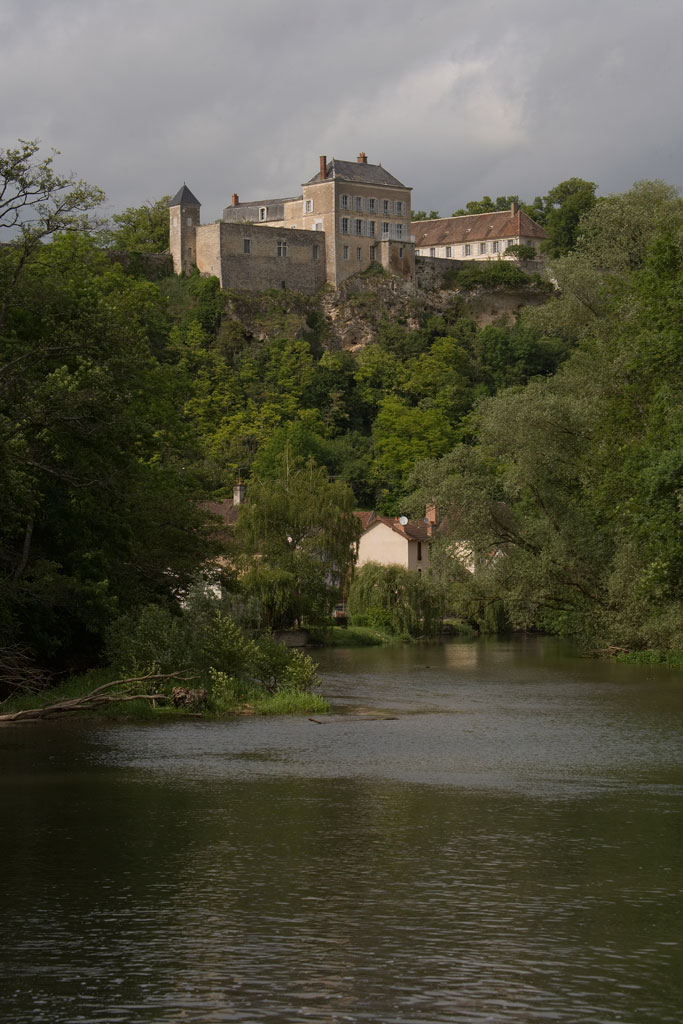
[2,0,683,222]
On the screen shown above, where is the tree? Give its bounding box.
[451,195,521,217]
[234,458,361,629]
[104,196,172,253]
[413,210,440,220]
[347,563,443,636]
[0,232,212,671]
[0,139,104,332]
[541,178,597,257]
[408,182,683,651]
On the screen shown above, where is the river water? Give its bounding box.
[1,637,681,1023]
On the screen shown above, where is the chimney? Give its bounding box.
[319,155,327,180]
[425,504,438,535]
[357,151,368,164]
[232,193,239,206]
[233,479,246,505]
[510,201,519,215]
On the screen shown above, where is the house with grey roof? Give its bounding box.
[170,153,415,291]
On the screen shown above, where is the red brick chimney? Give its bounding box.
[232,193,239,206]
[319,155,327,180]
[357,152,368,164]
[425,504,438,535]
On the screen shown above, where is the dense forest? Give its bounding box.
[2,141,682,698]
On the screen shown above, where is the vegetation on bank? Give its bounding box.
[1,140,682,707]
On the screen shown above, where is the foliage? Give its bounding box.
[0,231,211,671]
[504,244,538,261]
[104,196,171,253]
[413,210,440,220]
[234,458,361,629]
[451,195,521,216]
[347,563,444,636]
[408,182,683,650]
[541,178,597,257]
[442,260,545,291]
[106,599,323,704]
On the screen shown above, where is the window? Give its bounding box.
[259,207,266,221]
[464,244,471,256]
[429,247,436,257]
[340,194,349,210]
[314,220,323,231]
[356,247,362,261]
[355,196,363,211]
[186,216,193,226]
[343,245,349,260]
[395,201,404,216]
[277,240,287,257]
[445,246,452,258]
[492,241,499,253]
[382,199,391,214]
[369,244,376,260]
[395,223,403,238]
[382,221,390,235]
[399,246,404,258]
[312,244,320,260]
[243,238,251,254]
[341,217,350,233]
[305,198,313,214]
[479,242,487,254]
[417,541,422,561]
[506,239,514,248]
[368,198,376,212]
[368,221,375,237]
[355,219,362,235]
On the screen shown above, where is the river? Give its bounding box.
[1,637,681,1023]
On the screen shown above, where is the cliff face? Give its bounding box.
[218,265,555,352]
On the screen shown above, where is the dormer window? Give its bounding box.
[259,207,267,221]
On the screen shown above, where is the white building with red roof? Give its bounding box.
[412,203,547,261]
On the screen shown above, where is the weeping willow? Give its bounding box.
[347,562,443,636]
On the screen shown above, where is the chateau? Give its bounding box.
[169,153,415,293]
[412,205,547,260]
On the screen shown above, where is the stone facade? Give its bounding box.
[170,154,415,293]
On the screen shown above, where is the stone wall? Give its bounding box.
[218,222,327,294]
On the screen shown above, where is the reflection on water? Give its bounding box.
[0,637,681,1023]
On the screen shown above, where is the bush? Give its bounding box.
[105,599,323,712]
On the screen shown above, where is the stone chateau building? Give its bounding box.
[169,153,415,293]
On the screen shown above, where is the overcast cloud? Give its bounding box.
[2,0,682,221]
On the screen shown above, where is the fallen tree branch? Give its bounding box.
[0,671,197,722]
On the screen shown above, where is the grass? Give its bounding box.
[2,666,330,721]
[308,625,407,647]
[614,648,683,669]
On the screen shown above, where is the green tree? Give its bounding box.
[104,196,172,253]
[234,458,360,629]
[347,563,443,636]
[0,138,104,332]
[542,177,597,257]
[413,210,440,220]
[0,232,211,670]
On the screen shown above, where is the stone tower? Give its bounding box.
[169,185,201,275]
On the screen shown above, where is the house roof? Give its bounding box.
[412,209,547,247]
[228,196,300,209]
[202,498,240,528]
[169,185,201,207]
[355,511,432,542]
[305,159,408,189]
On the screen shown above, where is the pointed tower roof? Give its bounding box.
[169,184,201,207]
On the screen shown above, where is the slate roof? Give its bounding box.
[305,159,408,189]
[169,185,201,207]
[412,210,546,247]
